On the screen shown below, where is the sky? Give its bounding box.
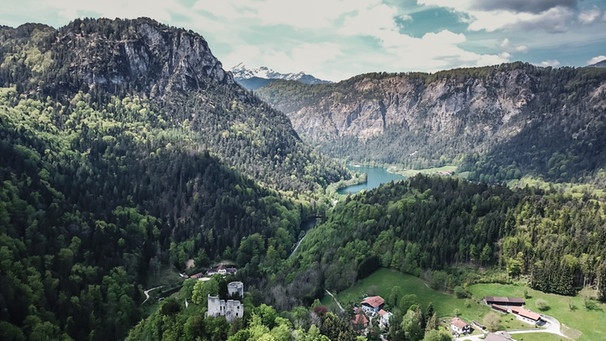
[2,0,606,81]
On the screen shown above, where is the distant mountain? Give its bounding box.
[230,62,330,90]
[589,59,606,68]
[256,62,606,184]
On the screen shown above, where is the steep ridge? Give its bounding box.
[0,18,347,340]
[256,63,606,182]
[0,18,348,192]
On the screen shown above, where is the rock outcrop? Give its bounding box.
[257,63,606,181]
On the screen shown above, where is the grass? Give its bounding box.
[322,268,606,341]
[469,283,606,341]
[395,165,458,177]
[513,333,572,341]
[323,268,491,324]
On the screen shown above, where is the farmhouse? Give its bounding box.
[378,309,393,329]
[483,296,525,306]
[352,311,369,329]
[511,307,542,324]
[361,296,385,316]
[490,304,510,313]
[450,317,471,335]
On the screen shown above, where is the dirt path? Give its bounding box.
[325,289,345,313]
[142,286,163,304]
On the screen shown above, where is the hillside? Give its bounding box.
[287,175,606,302]
[0,18,348,192]
[0,18,346,340]
[256,63,606,183]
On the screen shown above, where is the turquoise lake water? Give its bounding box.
[337,165,406,194]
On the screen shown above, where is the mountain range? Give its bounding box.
[3,15,606,341]
[256,63,606,183]
[0,17,346,340]
[230,62,330,90]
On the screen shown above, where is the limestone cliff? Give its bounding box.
[257,63,606,182]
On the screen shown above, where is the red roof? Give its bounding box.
[511,307,541,321]
[361,296,385,308]
[352,313,369,326]
[451,317,469,329]
[378,309,388,316]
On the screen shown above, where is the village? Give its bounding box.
[345,292,566,341]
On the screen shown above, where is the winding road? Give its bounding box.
[454,314,569,341]
[142,286,163,305]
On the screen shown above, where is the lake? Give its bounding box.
[337,165,406,194]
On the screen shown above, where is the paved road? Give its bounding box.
[142,286,163,304]
[454,313,567,341]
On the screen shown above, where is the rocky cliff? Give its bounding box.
[0,18,232,98]
[0,18,348,191]
[257,63,606,182]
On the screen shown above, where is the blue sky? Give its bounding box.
[2,0,606,81]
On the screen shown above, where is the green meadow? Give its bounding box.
[322,268,606,341]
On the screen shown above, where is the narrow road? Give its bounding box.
[142,286,163,304]
[325,289,345,313]
[454,314,569,341]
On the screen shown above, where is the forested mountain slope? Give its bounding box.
[256,63,606,183]
[287,175,606,301]
[0,18,346,340]
[0,18,347,192]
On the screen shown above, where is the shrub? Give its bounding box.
[535,298,550,311]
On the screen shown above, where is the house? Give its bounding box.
[378,309,393,329]
[206,264,237,276]
[511,307,542,324]
[207,281,244,322]
[361,296,385,316]
[483,296,525,306]
[490,304,510,313]
[352,312,369,329]
[450,317,471,335]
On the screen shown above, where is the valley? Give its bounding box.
[1,16,606,341]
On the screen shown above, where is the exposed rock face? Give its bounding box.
[61,18,233,96]
[261,67,538,143]
[1,18,233,98]
[256,63,606,176]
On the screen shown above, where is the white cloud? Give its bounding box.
[500,38,528,53]
[578,6,602,25]
[587,55,606,65]
[468,6,575,33]
[539,59,561,67]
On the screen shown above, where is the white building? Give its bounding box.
[228,281,244,298]
[207,281,244,322]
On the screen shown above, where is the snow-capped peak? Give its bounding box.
[230,63,330,85]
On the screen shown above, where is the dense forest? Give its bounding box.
[4,16,606,341]
[287,175,606,300]
[256,63,606,184]
[0,18,348,340]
